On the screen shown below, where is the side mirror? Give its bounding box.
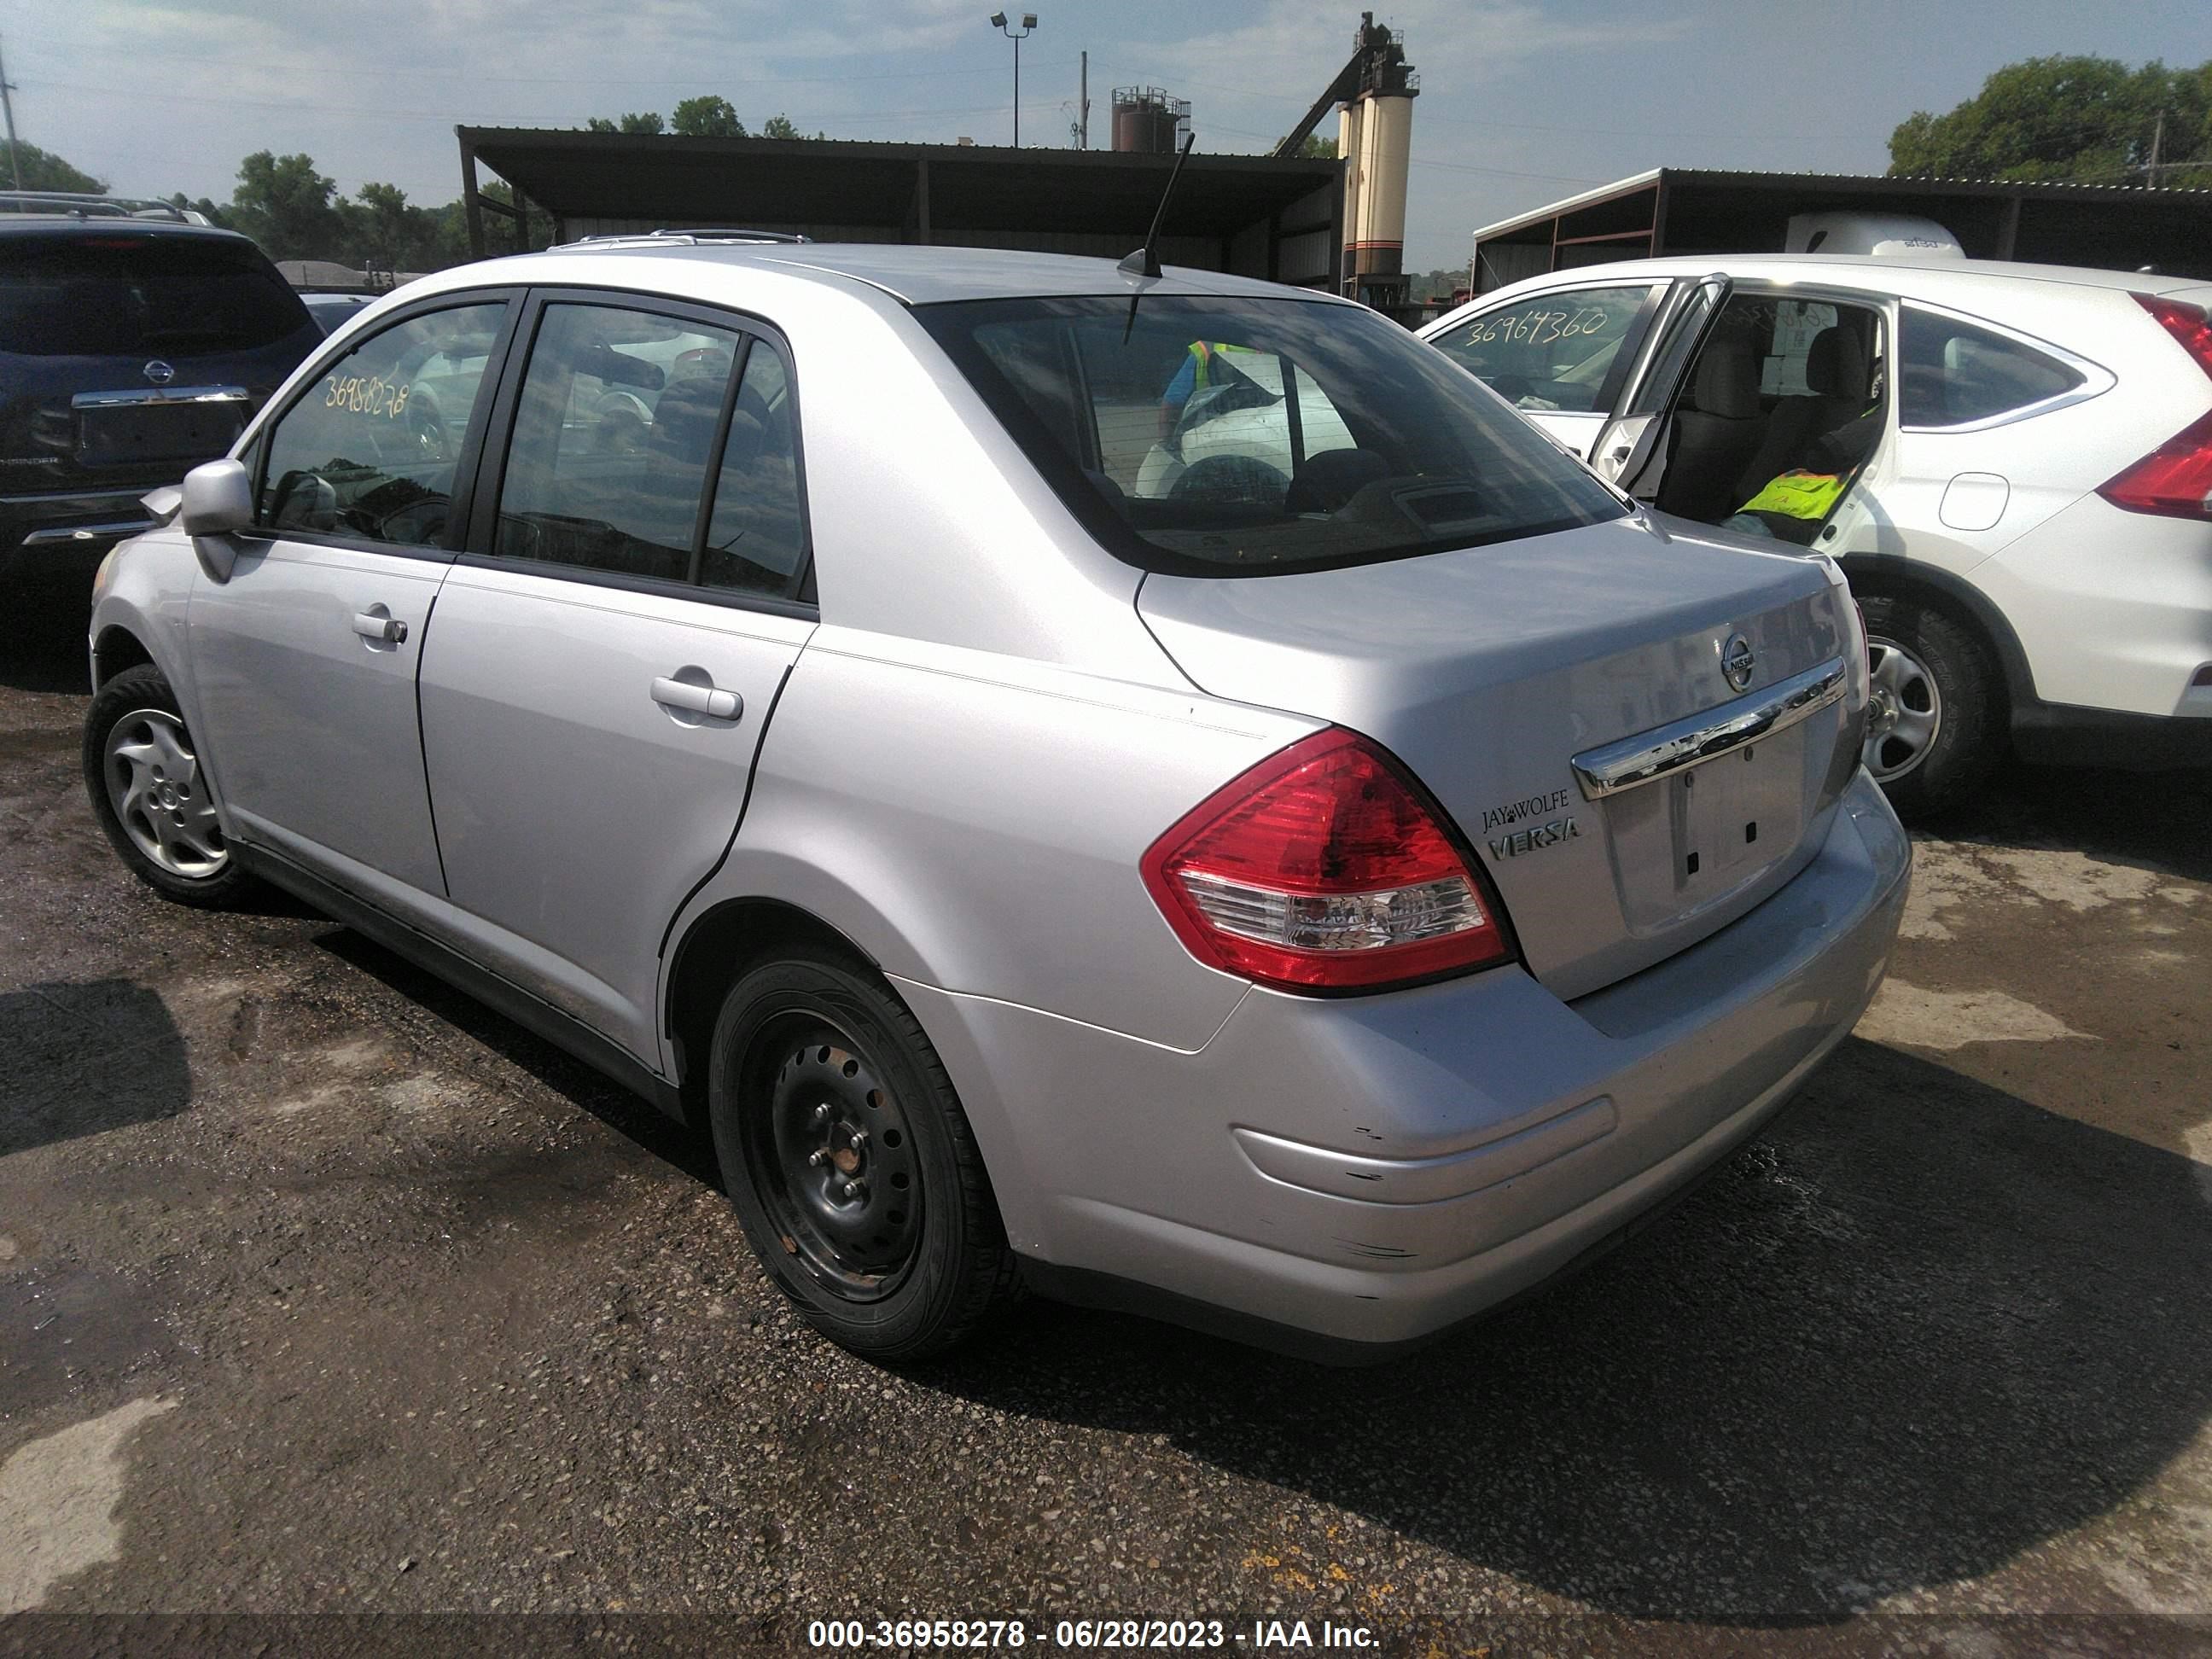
[180,458,253,537]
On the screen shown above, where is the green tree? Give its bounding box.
[1407,266,1470,302]
[672,96,747,137]
[344,181,463,274]
[1889,55,2212,187]
[4,141,107,193]
[760,113,823,141]
[226,151,346,261]
[585,112,665,134]
[166,191,232,228]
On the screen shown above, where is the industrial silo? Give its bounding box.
[1335,15,1417,307]
[1111,87,1190,155]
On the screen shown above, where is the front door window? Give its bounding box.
[258,302,509,549]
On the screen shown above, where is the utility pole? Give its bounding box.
[0,34,24,193]
[2136,113,2206,184]
[1079,50,1088,148]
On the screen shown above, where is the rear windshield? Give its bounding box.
[0,235,312,358]
[917,294,1624,576]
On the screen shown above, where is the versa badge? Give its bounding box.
[1489,815,1581,860]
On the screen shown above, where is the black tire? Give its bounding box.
[1857,593,2002,822]
[83,662,258,909]
[707,949,1020,1360]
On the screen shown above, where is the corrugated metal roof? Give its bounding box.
[1473,166,2212,242]
[458,126,1341,258]
[1671,166,2209,195]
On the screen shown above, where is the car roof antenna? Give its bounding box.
[1120,131,1196,280]
[1120,131,1196,342]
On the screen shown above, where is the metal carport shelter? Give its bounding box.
[1470,168,2212,294]
[456,127,1343,288]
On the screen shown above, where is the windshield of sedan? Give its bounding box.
[917,294,1624,576]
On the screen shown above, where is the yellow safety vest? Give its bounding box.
[1739,469,1846,521]
[1187,341,1256,388]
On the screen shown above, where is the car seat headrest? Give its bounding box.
[1690,337,1760,420]
[1807,327,1871,400]
[1285,447,1391,514]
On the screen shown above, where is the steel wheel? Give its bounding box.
[746,1016,924,1303]
[709,951,1020,1359]
[1863,635,1942,783]
[102,707,226,880]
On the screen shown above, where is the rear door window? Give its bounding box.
[494,303,747,583]
[1429,286,1659,412]
[0,233,311,357]
[1899,306,2085,427]
[700,341,808,599]
[258,300,509,548]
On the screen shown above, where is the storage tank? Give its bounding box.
[1339,16,1417,307]
[1337,97,1366,288]
[1112,87,1190,155]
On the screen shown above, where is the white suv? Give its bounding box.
[1423,256,2212,817]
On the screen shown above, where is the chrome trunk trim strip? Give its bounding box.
[71,385,251,410]
[1571,657,1849,800]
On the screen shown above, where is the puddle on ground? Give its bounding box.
[0,1265,176,1418]
[1903,841,2206,943]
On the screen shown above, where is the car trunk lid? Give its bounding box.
[1135,513,1865,1000]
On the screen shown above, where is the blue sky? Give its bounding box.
[5,0,2207,271]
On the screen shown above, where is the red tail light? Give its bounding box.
[2098,299,2212,519]
[2098,408,2212,521]
[2133,294,2212,381]
[1141,729,1515,993]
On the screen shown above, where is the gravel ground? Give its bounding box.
[3,623,2209,1658]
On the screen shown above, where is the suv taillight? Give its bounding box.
[2133,294,2212,380]
[1140,729,1515,993]
[2098,297,2212,521]
[2098,409,2212,521]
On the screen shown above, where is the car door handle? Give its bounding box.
[651,676,742,721]
[352,611,407,643]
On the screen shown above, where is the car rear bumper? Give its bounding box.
[0,486,164,583]
[901,767,1911,1353]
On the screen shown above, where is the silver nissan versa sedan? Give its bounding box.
[82,239,1909,1361]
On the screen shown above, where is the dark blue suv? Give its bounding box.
[1,215,320,620]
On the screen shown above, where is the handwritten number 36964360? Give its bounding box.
[1461,307,1613,349]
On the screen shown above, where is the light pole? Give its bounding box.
[0,34,22,193]
[988,12,1036,148]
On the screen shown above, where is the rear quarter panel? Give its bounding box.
[1865,284,2202,576]
[671,625,1319,1057]
[661,628,1324,1254]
